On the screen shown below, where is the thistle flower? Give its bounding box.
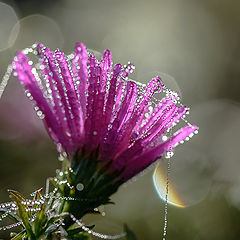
[13,42,198,181]
[12,42,198,222]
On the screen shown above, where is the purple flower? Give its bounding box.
[12,42,198,182]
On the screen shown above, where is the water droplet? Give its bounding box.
[162,135,168,142]
[57,144,63,154]
[36,110,43,117]
[76,183,84,191]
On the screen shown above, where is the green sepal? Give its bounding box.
[8,189,26,202]
[33,204,47,237]
[124,224,138,240]
[8,190,35,240]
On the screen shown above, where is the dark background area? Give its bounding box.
[0,0,240,239]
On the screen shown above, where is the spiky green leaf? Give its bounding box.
[8,190,35,240]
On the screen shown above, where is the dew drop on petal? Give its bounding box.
[162,135,168,142]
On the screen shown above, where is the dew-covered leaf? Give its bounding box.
[8,190,34,239]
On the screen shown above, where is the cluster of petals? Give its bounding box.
[13,42,198,181]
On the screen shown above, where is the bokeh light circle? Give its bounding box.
[153,148,211,208]
[9,14,64,52]
[0,2,19,51]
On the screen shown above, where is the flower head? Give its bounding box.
[13,42,198,182]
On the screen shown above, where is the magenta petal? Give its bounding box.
[108,77,162,158]
[137,76,162,113]
[101,81,138,160]
[141,103,177,144]
[54,50,84,145]
[114,62,135,114]
[167,125,198,148]
[121,124,198,181]
[112,140,143,171]
[122,77,162,137]
[13,51,70,152]
[46,52,78,150]
[13,51,33,85]
[38,46,71,147]
[136,97,173,136]
[43,48,83,153]
[165,106,188,130]
[100,49,112,92]
[89,49,113,148]
[84,54,101,150]
[120,142,167,181]
[103,63,123,132]
[112,81,138,131]
[72,42,88,119]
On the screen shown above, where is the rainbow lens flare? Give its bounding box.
[153,149,211,208]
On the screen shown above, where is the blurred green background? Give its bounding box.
[0,0,240,239]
